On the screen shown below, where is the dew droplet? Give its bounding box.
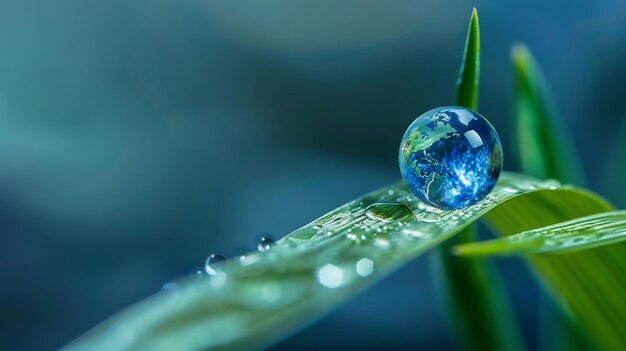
[205,254,226,275]
[365,203,415,223]
[355,258,374,277]
[418,212,441,222]
[317,264,344,288]
[257,236,274,251]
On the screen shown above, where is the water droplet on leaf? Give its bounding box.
[205,254,226,275]
[399,106,502,209]
[317,264,344,288]
[355,258,374,277]
[365,203,414,223]
[257,236,274,251]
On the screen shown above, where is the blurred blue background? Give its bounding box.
[1,1,625,349]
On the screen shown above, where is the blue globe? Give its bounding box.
[399,106,503,210]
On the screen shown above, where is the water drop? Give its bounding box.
[399,106,502,210]
[194,269,204,278]
[418,212,441,222]
[205,254,226,275]
[355,258,374,277]
[365,203,415,223]
[374,236,390,248]
[317,264,344,288]
[257,236,274,251]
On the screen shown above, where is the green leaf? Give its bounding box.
[481,190,626,350]
[454,210,626,256]
[512,43,584,351]
[512,44,585,185]
[433,8,524,351]
[456,8,480,111]
[62,173,613,351]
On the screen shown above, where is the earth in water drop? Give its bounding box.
[399,106,502,209]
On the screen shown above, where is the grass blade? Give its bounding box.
[433,8,524,351]
[512,44,621,350]
[454,210,626,256]
[481,189,626,350]
[431,226,524,351]
[456,8,480,110]
[62,173,610,351]
[512,44,585,185]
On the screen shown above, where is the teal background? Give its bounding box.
[1,1,625,349]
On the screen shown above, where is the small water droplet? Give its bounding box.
[502,187,519,193]
[205,254,226,275]
[418,212,441,222]
[355,258,374,277]
[189,266,205,278]
[387,189,396,195]
[317,264,344,288]
[346,233,358,241]
[257,236,274,251]
[365,203,415,223]
[374,237,390,248]
[403,228,431,239]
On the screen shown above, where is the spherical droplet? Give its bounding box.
[204,254,226,275]
[257,236,274,251]
[399,106,502,210]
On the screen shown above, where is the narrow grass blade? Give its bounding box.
[455,8,480,111]
[512,44,618,350]
[512,44,585,185]
[454,210,626,256]
[433,8,524,351]
[62,174,609,351]
[431,226,524,351]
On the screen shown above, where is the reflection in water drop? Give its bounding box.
[317,264,343,288]
[258,236,274,251]
[355,258,374,277]
[365,203,415,223]
[205,254,226,275]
